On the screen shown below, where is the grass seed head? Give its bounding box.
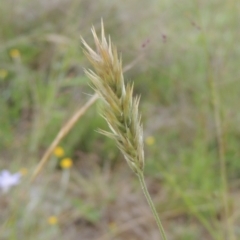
[82,21,144,174]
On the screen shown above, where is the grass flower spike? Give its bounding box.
[81,22,144,174]
[82,21,168,240]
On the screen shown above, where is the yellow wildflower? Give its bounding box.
[19,168,28,176]
[10,49,21,59]
[60,158,73,169]
[53,146,64,157]
[0,69,8,79]
[145,136,155,146]
[47,216,58,225]
[108,221,117,232]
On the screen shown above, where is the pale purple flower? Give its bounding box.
[0,170,21,193]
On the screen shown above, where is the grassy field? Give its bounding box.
[0,0,240,239]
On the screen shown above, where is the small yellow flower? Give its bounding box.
[48,216,58,225]
[60,158,73,169]
[10,49,21,59]
[145,136,155,146]
[53,146,64,157]
[19,168,28,176]
[108,221,117,231]
[0,69,8,79]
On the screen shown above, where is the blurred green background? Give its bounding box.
[0,0,240,239]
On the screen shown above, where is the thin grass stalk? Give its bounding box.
[200,25,233,239]
[31,93,98,182]
[208,74,235,240]
[200,25,233,240]
[82,20,168,240]
[194,9,234,237]
[138,172,167,240]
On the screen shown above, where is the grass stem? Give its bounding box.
[31,93,98,182]
[208,75,235,240]
[138,172,168,240]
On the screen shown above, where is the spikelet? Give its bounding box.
[81,21,144,174]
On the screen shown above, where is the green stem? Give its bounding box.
[138,173,168,240]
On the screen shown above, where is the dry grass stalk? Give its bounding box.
[30,94,98,182]
[81,22,144,174]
